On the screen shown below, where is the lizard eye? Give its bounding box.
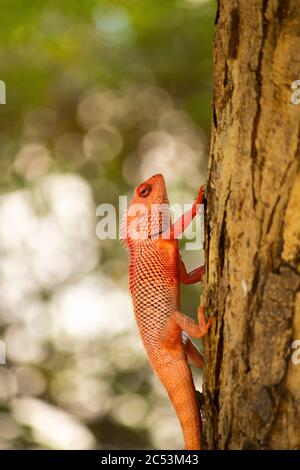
[138,184,152,198]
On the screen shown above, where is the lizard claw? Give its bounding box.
[195,184,206,206]
[197,306,212,335]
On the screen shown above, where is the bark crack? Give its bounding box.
[228,7,240,60]
[250,0,269,209]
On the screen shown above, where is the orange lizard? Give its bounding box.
[124,173,211,450]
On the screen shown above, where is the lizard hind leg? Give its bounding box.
[163,307,212,341]
[182,332,204,369]
[159,308,211,450]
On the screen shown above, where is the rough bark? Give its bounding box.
[202,0,300,449]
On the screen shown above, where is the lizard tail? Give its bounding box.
[158,359,202,450]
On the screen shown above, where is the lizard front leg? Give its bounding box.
[170,184,205,239]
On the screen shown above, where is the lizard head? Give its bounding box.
[125,173,171,242]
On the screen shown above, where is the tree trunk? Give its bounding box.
[202,0,300,449]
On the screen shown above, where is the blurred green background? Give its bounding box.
[0,0,215,449]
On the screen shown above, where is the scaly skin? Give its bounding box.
[124,174,211,450]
